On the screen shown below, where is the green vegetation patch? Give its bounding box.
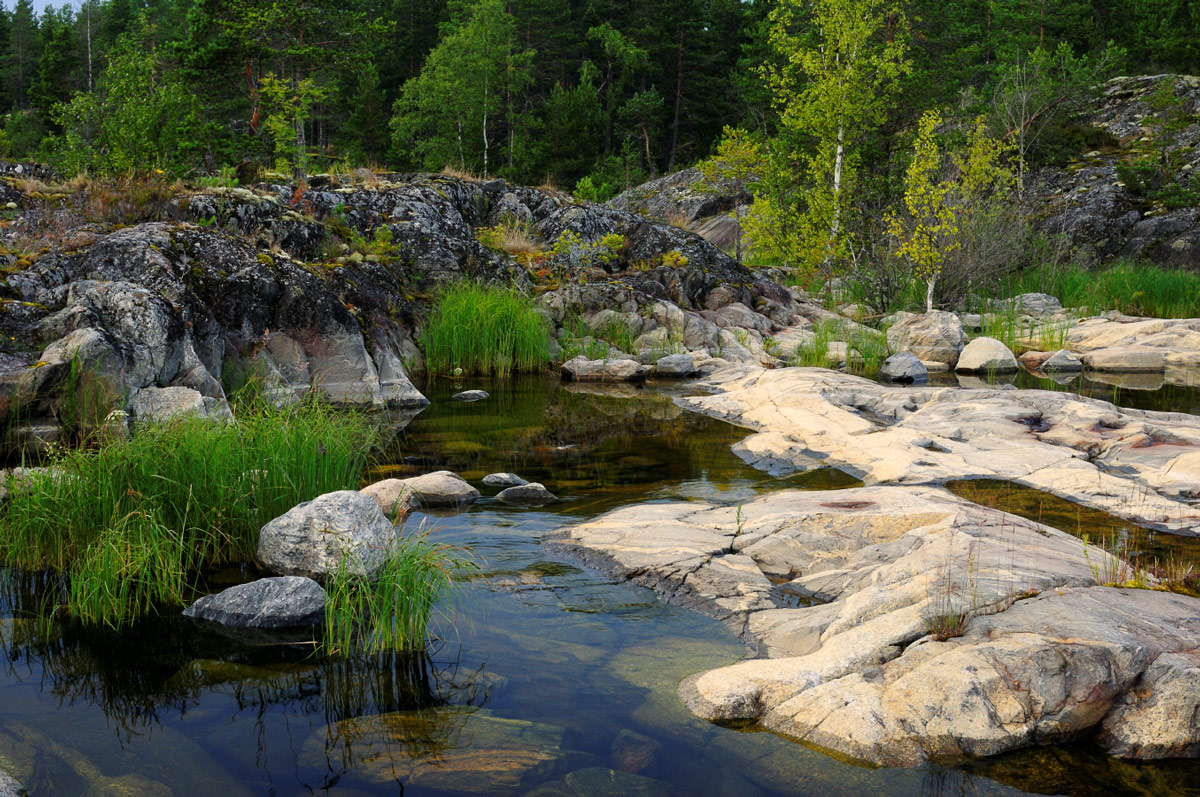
[1006,261,1200,319]
[421,282,550,377]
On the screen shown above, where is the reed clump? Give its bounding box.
[2,397,379,628]
[421,282,550,376]
[323,522,470,654]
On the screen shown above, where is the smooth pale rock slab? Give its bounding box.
[1041,349,1084,371]
[551,484,1200,766]
[497,482,558,505]
[483,472,528,487]
[1082,346,1167,372]
[886,311,965,367]
[678,365,1200,534]
[183,576,325,628]
[561,356,648,383]
[453,390,489,402]
[257,491,395,579]
[955,337,1018,373]
[878,352,928,383]
[654,353,698,377]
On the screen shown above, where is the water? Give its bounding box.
[1,376,1197,795]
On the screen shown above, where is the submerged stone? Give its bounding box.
[183,576,325,629]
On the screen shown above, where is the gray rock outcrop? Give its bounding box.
[654,353,698,377]
[257,491,396,579]
[680,365,1200,533]
[183,576,326,628]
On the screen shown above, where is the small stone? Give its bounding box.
[483,472,528,487]
[610,729,663,774]
[395,470,481,508]
[183,576,326,628]
[878,352,928,383]
[1041,349,1084,372]
[497,482,558,505]
[452,390,489,402]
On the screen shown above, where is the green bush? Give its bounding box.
[421,282,550,376]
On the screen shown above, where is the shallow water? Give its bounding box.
[1,376,1197,795]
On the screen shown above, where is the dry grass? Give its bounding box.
[440,165,481,182]
[663,208,693,230]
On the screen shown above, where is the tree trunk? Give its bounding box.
[667,29,684,172]
[641,125,655,179]
[482,78,490,177]
[829,124,845,258]
[925,275,936,313]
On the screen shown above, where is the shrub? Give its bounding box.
[421,282,550,376]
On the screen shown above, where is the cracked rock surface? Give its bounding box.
[679,366,1200,534]
[548,485,1200,765]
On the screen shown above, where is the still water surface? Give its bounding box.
[1,375,1197,795]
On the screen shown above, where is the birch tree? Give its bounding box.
[756,0,910,277]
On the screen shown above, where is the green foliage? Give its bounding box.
[323,523,470,654]
[1004,261,1200,319]
[1,398,379,625]
[1112,77,1200,210]
[48,20,205,177]
[421,282,550,376]
[698,126,761,265]
[392,0,534,176]
[259,73,327,177]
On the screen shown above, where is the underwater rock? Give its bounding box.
[257,490,395,579]
[453,389,490,401]
[497,482,558,505]
[483,472,529,487]
[183,576,325,629]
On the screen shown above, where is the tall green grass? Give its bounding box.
[323,523,469,654]
[2,398,380,627]
[422,283,550,376]
[1005,261,1200,319]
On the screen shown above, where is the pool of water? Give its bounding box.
[2,376,1198,795]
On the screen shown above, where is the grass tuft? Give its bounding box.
[421,282,550,376]
[1005,260,1200,319]
[2,398,380,625]
[323,522,469,654]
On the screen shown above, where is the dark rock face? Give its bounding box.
[607,167,749,225]
[1031,75,1200,266]
[183,576,326,628]
[497,482,558,505]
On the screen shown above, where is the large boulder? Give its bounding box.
[654,353,698,377]
[1081,346,1168,372]
[1010,292,1064,317]
[955,337,1018,373]
[126,385,232,426]
[257,491,396,579]
[886,312,965,367]
[183,576,326,628]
